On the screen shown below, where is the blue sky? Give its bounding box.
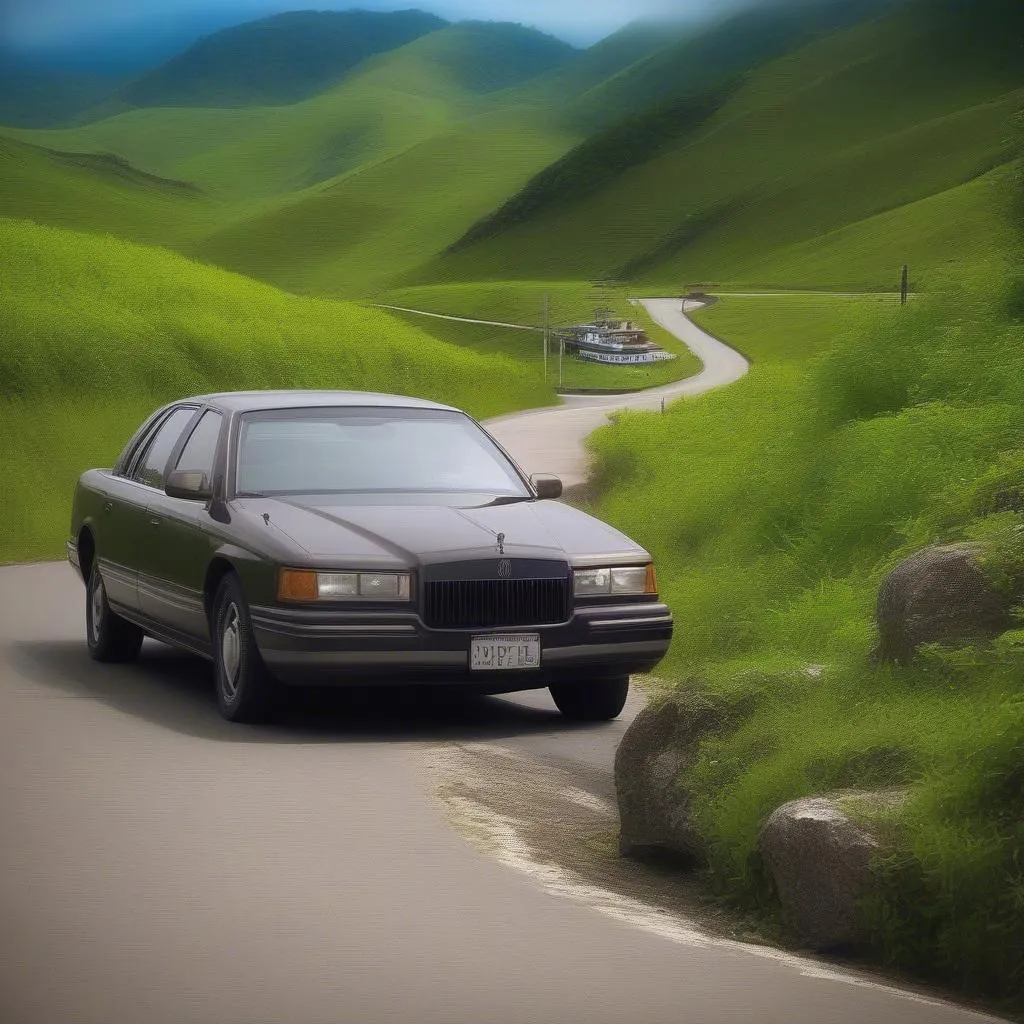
[2,0,741,51]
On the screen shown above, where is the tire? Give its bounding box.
[86,564,143,663]
[549,676,630,721]
[211,573,281,723]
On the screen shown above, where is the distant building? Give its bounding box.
[555,308,677,365]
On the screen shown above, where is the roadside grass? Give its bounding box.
[585,270,1024,1003]
[690,293,903,363]
[0,218,553,563]
[380,280,701,389]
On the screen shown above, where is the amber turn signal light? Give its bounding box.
[645,563,658,594]
[277,568,318,602]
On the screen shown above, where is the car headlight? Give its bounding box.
[277,568,411,602]
[573,564,657,597]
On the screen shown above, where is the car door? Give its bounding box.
[120,405,200,629]
[90,408,189,615]
[138,408,225,641]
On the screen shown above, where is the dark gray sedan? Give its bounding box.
[68,391,673,722]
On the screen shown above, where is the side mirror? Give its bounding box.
[165,469,212,501]
[530,473,562,500]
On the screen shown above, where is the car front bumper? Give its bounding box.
[250,601,673,689]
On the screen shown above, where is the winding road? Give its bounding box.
[0,301,1000,1024]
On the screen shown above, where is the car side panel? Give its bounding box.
[73,471,156,614]
[137,494,216,640]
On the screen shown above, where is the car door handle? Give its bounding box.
[103,501,113,514]
[149,517,162,527]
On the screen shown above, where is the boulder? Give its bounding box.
[614,691,725,866]
[874,542,1012,664]
[757,790,906,950]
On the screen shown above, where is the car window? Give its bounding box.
[133,407,197,489]
[173,410,223,480]
[118,410,171,478]
[235,408,529,497]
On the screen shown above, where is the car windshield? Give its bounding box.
[234,407,532,498]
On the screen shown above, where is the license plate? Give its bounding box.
[470,634,541,671]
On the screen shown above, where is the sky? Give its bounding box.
[1,0,742,54]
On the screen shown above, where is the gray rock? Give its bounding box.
[874,542,1012,664]
[757,790,907,950]
[614,691,725,866]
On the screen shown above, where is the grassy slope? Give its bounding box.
[420,3,1024,291]
[5,25,583,297]
[691,292,903,362]
[0,62,121,128]
[0,135,225,245]
[563,0,903,131]
[110,10,450,109]
[721,161,1019,290]
[586,271,1024,1002]
[379,280,701,389]
[11,24,574,202]
[0,218,554,563]
[192,110,579,296]
[11,39,479,200]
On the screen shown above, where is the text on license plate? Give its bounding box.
[470,634,541,671]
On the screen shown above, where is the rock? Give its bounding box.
[614,691,726,866]
[757,790,907,950]
[874,542,1012,664]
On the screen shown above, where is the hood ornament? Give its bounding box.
[496,532,505,555]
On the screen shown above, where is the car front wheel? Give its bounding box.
[212,573,281,723]
[86,564,143,663]
[549,676,629,721]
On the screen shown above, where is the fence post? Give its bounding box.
[900,265,909,306]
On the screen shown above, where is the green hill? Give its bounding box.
[0,135,222,245]
[11,22,577,202]
[190,108,579,295]
[95,10,449,111]
[0,58,120,128]
[423,0,1024,291]
[0,217,553,563]
[563,0,905,130]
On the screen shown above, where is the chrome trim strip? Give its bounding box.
[542,640,669,662]
[250,614,417,638]
[96,558,134,586]
[136,576,205,613]
[589,615,673,629]
[66,540,80,569]
[255,622,419,639]
[261,650,465,667]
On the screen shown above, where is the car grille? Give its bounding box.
[423,577,570,629]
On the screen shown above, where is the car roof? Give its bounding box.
[187,390,463,414]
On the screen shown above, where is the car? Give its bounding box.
[68,390,673,723]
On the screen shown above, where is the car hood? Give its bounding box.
[230,496,648,569]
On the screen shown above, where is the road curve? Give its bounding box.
[484,298,750,487]
[0,301,1000,1024]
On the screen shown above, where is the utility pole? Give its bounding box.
[900,264,909,306]
[543,293,549,381]
[558,335,564,389]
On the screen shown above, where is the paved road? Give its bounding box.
[484,299,750,487]
[0,301,1000,1024]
